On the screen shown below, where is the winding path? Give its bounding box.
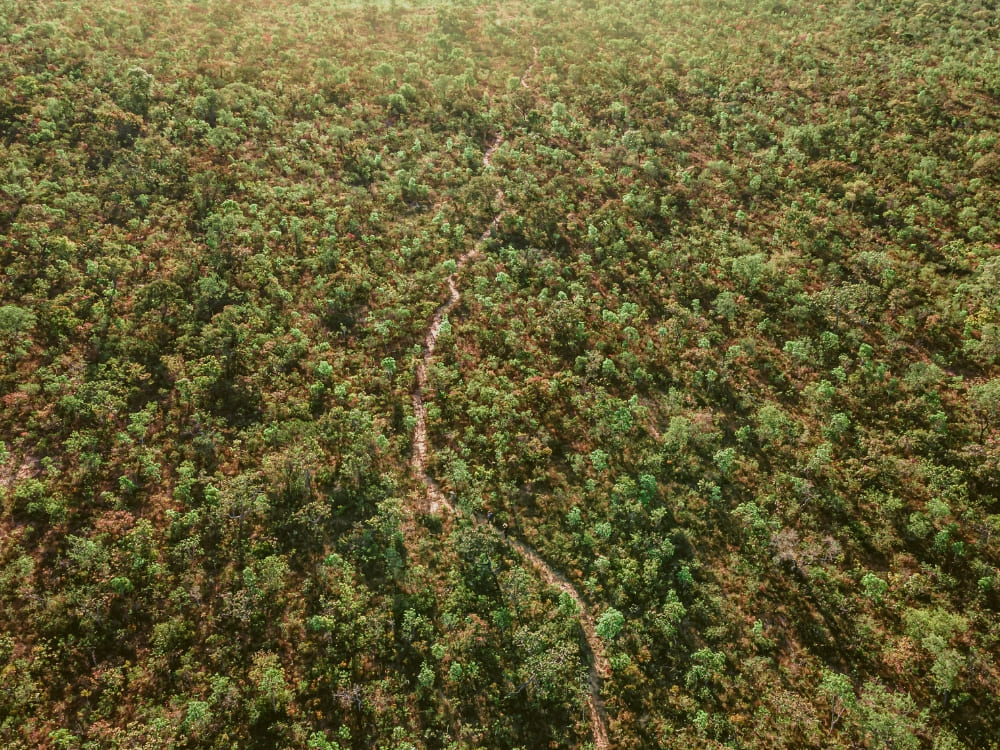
[408,48,613,750]
[506,534,611,749]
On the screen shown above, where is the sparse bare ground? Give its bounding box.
[0,451,40,492]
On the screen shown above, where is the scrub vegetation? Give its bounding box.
[1,0,999,748]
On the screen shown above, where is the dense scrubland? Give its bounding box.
[2,0,999,747]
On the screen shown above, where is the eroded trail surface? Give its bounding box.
[408,47,612,750]
[506,534,612,749]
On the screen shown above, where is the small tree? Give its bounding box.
[0,304,36,363]
[861,572,888,604]
[969,380,1000,442]
[819,670,855,734]
[250,651,292,716]
[595,607,625,641]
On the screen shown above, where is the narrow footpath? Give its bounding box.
[408,47,613,750]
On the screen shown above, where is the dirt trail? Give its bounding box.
[408,47,612,750]
[506,533,612,749]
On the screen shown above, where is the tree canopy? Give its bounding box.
[1,1,999,748]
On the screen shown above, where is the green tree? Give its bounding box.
[250,651,293,716]
[861,572,888,604]
[969,380,1000,442]
[596,607,625,641]
[0,304,36,363]
[819,670,856,734]
[858,681,927,750]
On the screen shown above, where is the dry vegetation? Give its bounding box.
[1,0,999,748]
